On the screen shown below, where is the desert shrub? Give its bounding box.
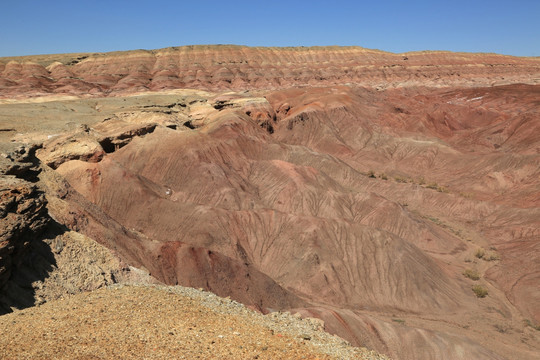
[427,216,442,225]
[426,182,439,190]
[472,285,488,298]
[394,176,408,183]
[484,251,500,261]
[474,248,500,261]
[460,192,474,199]
[367,170,376,178]
[494,324,510,333]
[524,319,540,331]
[475,248,486,259]
[380,173,388,180]
[436,185,449,193]
[463,269,480,280]
[417,177,426,185]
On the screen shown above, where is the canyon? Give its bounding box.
[1,45,539,359]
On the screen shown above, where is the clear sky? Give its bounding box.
[1,0,539,57]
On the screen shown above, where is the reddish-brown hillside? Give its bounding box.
[1,46,539,360]
[1,45,539,98]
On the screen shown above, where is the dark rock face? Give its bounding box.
[0,145,134,314]
[0,181,48,288]
[0,146,49,294]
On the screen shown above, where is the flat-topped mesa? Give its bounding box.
[1,45,539,98]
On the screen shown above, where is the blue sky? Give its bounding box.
[1,0,539,57]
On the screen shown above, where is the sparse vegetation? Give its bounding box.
[426,182,439,190]
[459,192,474,199]
[472,285,488,298]
[484,251,500,261]
[362,172,452,194]
[427,216,443,225]
[475,248,486,259]
[449,227,462,237]
[524,319,540,331]
[392,318,405,324]
[474,247,500,261]
[436,185,449,193]
[394,176,408,183]
[494,324,510,333]
[425,181,449,193]
[463,268,480,280]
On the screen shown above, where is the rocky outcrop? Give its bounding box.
[0,145,135,313]
[1,45,539,98]
[37,127,105,169]
[0,181,48,289]
[0,145,49,292]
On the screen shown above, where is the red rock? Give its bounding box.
[1,46,539,360]
[0,45,539,98]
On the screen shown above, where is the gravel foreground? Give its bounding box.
[0,284,389,359]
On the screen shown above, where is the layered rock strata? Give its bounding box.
[1,45,539,98]
[1,46,539,360]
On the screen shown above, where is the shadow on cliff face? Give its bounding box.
[0,143,65,315]
[0,219,67,315]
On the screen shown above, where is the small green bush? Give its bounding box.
[472,285,488,298]
[367,170,376,178]
[463,269,480,280]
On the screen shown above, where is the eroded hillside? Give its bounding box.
[1,46,539,360]
[1,45,539,98]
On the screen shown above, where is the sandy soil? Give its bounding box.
[0,285,387,360]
